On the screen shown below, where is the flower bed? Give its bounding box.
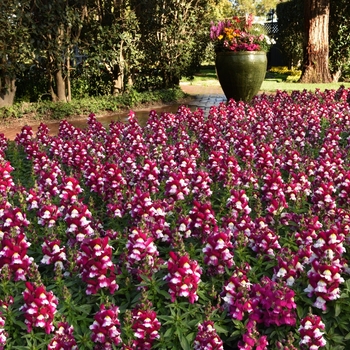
[1,87,350,349]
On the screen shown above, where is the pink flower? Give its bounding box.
[0,161,15,195]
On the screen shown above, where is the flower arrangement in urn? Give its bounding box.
[210,14,273,52]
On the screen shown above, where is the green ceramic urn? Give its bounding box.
[215,51,267,103]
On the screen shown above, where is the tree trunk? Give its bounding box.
[50,70,67,102]
[0,77,16,108]
[299,0,332,83]
[112,76,123,96]
[66,57,72,102]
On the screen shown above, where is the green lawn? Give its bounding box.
[182,65,350,93]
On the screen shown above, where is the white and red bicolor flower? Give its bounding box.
[164,251,202,304]
[0,161,15,196]
[20,282,58,334]
[77,237,118,295]
[0,232,34,281]
[59,176,83,205]
[221,264,252,321]
[203,230,234,275]
[48,321,77,350]
[272,247,303,286]
[90,304,121,349]
[64,203,94,243]
[14,125,34,147]
[41,239,66,270]
[131,307,161,349]
[299,313,326,350]
[187,200,218,241]
[304,225,345,310]
[125,228,160,280]
[37,203,61,228]
[227,189,252,219]
[194,320,224,350]
[164,171,190,202]
[0,204,30,235]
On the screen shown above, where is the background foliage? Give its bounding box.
[2,0,350,105]
[276,0,350,82]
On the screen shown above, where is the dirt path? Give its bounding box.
[0,83,225,140]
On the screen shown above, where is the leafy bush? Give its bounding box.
[0,87,187,121]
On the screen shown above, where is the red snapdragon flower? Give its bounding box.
[165,251,202,303]
[0,232,34,281]
[41,239,67,270]
[20,282,58,334]
[194,320,224,350]
[48,321,77,350]
[299,313,326,349]
[131,306,161,349]
[90,304,122,349]
[125,227,161,281]
[203,230,234,275]
[77,237,118,295]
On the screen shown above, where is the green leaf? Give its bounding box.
[163,327,174,338]
[178,332,191,350]
[331,334,346,344]
[157,289,171,299]
[335,302,342,317]
[13,319,27,330]
[214,323,228,336]
[297,304,306,319]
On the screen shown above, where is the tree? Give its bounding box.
[0,0,31,107]
[28,0,88,102]
[81,0,142,96]
[299,0,332,83]
[130,0,211,89]
[276,0,303,68]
